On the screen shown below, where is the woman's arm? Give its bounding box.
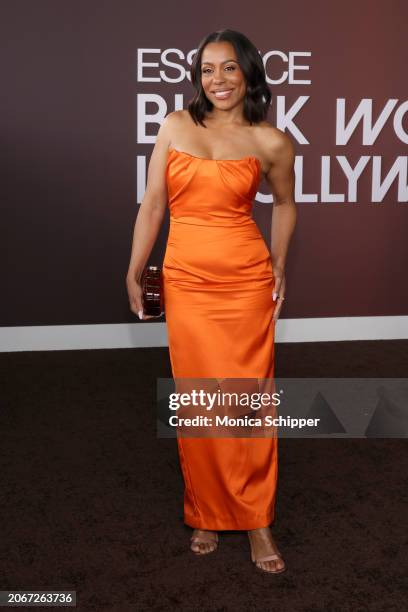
[264,129,297,320]
[126,114,173,319]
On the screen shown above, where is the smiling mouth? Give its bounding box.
[212,89,233,99]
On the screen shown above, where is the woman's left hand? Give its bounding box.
[272,266,286,321]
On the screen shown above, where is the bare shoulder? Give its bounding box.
[163,109,187,126]
[255,121,295,165]
[158,110,189,146]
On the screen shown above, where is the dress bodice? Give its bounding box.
[166,148,261,227]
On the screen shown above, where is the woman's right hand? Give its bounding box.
[126,275,158,321]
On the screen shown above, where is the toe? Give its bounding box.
[257,558,285,573]
[190,530,218,554]
[270,558,285,572]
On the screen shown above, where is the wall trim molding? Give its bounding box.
[1,316,407,352]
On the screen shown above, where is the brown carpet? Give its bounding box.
[0,340,407,611]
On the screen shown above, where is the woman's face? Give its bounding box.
[200,41,247,110]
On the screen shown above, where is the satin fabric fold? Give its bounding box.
[163,148,278,530]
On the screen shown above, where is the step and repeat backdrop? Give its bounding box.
[1,0,407,329]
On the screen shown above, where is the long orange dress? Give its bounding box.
[163,147,278,531]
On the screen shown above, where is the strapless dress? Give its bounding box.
[163,147,278,530]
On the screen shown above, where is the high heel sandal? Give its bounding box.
[190,530,219,555]
[250,546,287,574]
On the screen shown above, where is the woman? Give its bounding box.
[126,29,296,574]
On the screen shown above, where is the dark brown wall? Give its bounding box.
[1,0,407,326]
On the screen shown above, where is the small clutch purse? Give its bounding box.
[141,265,165,317]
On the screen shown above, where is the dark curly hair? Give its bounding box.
[187,29,271,127]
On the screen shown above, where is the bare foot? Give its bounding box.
[248,527,286,573]
[190,529,219,555]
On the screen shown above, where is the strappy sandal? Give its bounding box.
[251,547,287,574]
[190,530,219,555]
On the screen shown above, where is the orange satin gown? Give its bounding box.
[163,147,278,530]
